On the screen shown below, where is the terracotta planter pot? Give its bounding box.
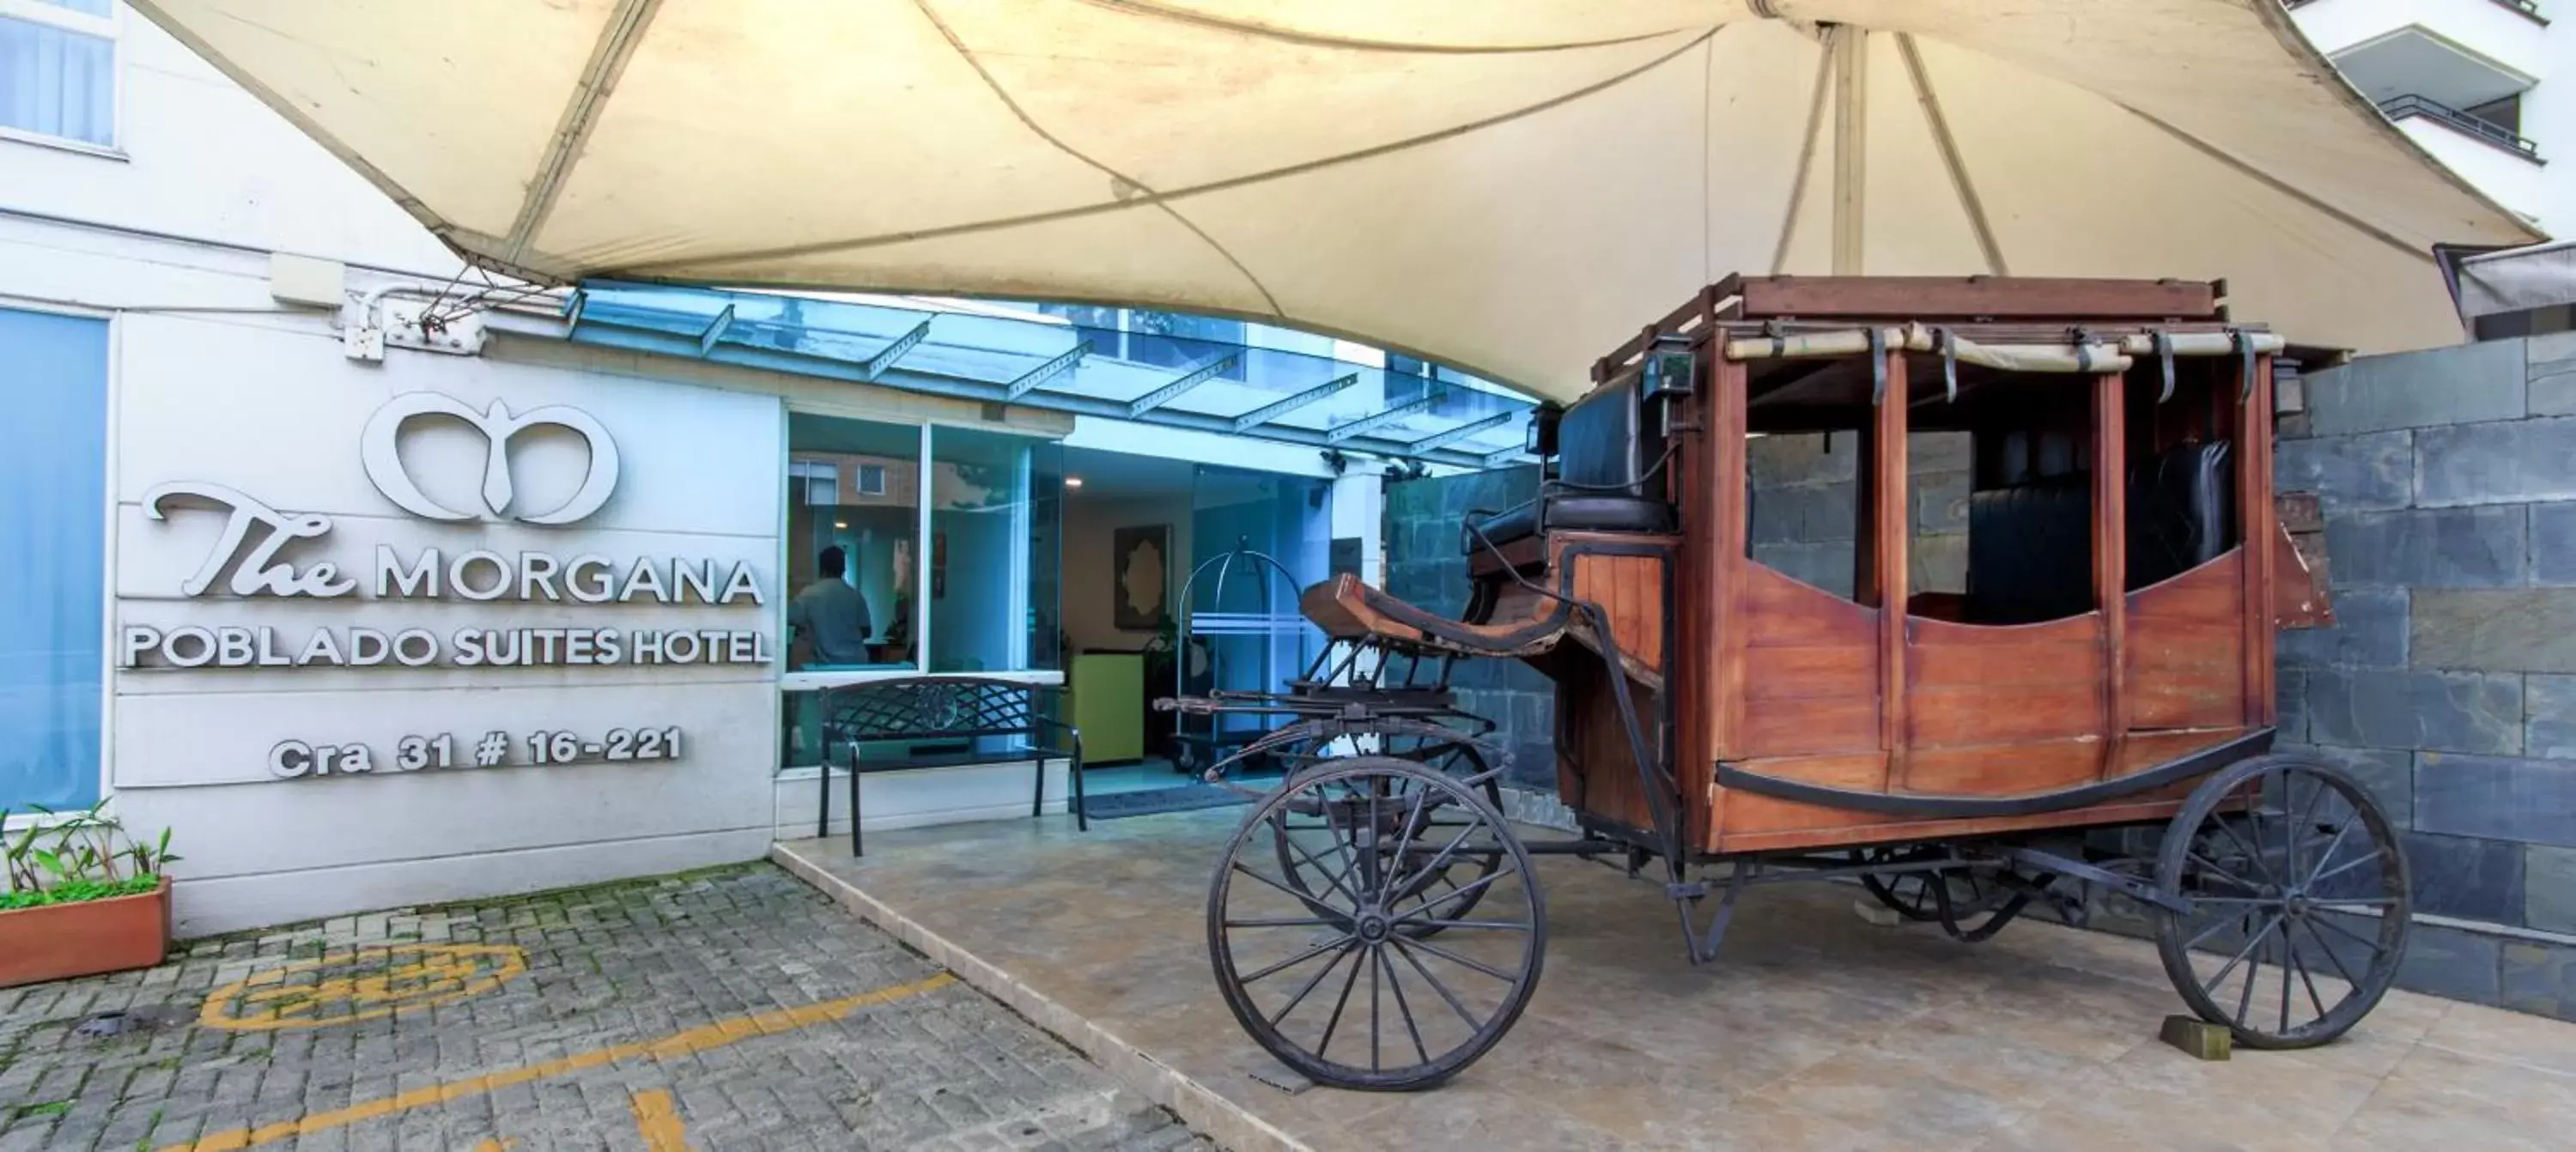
[0,877,171,989]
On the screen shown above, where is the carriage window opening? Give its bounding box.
[1953,374,2099,626]
[1747,429,1863,599]
[2123,358,2240,591]
[1747,428,1971,605]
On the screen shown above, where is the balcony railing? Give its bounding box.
[2379,94,2543,160]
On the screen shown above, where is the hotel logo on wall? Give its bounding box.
[121,391,770,671]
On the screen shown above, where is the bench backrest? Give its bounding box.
[819,677,1046,743]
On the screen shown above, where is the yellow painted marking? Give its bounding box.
[201,945,527,1031]
[629,1089,688,1152]
[468,1141,515,1151]
[160,972,956,1152]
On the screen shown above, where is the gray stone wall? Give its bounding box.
[1749,431,1971,597]
[2278,330,2576,1014]
[1384,465,1559,793]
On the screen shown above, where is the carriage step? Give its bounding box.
[2159,1016,2233,1061]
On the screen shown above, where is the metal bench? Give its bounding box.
[814,676,1086,855]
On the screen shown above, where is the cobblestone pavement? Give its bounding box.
[0,864,1215,1151]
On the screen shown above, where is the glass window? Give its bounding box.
[784,415,922,672]
[1,307,106,811]
[1,0,117,149]
[928,426,1062,674]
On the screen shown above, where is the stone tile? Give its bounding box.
[2335,1044,2576,1152]
[2500,941,2576,1021]
[2306,339,2526,436]
[2276,429,2415,512]
[1911,531,1967,597]
[2325,506,2526,589]
[1909,430,1973,476]
[2279,670,2312,744]
[1913,469,1971,535]
[2416,588,2576,673]
[2423,997,2576,1079]
[2527,335,2576,419]
[2533,502,2576,585]
[2396,918,2505,1003]
[2018,1040,2382,1152]
[2304,668,2522,755]
[2525,846,2576,936]
[2279,587,2409,669]
[2280,744,2414,829]
[2415,753,2576,847]
[2527,676,2576,759]
[1752,541,1857,597]
[2417,416,2576,507]
[2391,840,2514,937]
[1751,481,1857,545]
[1750,430,1859,485]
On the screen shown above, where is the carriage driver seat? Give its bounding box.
[1460,375,1674,557]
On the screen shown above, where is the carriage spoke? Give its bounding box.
[1389,937,1481,1028]
[2291,936,2330,1023]
[2308,849,2386,888]
[1399,935,1522,983]
[1368,932,1381,1072]
[1407,919,1531,932]
[1374,946,1433,1067]
[2306,912,2395,958]
[2187,852,2264,894]
[1239,935,1354,985]
[2211,914,2283,1008]
[1273,822,1366,906]
[1392,867,1520,924]
[2184,908,2256,953]
[1390,819,1485,903]
[2279,930,2294,1035]
[2306,815,2357,888]
[2212,817,2280,887]
[1225,917,1346,929]
[1267,941,1359,1028]
[2299,918,2363,988]
[1315,944,1368,1058]
[1230,859,1348,917]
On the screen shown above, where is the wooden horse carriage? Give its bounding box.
[1162,276,2409,1091]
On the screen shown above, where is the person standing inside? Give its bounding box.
[787,545,875,667]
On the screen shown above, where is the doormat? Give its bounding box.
[1080,783,1255,820]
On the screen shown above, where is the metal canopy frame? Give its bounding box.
[561,281,1538,469]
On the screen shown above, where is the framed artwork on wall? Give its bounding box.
[1112,524,1170,630]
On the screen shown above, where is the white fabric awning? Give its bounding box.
[2445,241,2576,320]
[131,0,2540,401]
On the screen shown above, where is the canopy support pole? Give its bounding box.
[1830,26,1868,276]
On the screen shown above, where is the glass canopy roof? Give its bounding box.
[563,281,1537,469]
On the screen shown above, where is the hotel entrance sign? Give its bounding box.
[122,390,769,671]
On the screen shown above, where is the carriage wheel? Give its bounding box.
[1857,852,2011,938]
[1209,756,1544,1091]
[1272,734,1504,939]
[2153,754,2411,1050]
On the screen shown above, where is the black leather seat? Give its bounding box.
[1965,476,2093,625]
[2128,441,2233,588]
[1463,377,1672,554]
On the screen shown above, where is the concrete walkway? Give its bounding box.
[780,809,2576,1152]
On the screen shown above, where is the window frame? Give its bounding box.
[0,0,125,158]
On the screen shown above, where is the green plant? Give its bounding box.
[0,801,177,910]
